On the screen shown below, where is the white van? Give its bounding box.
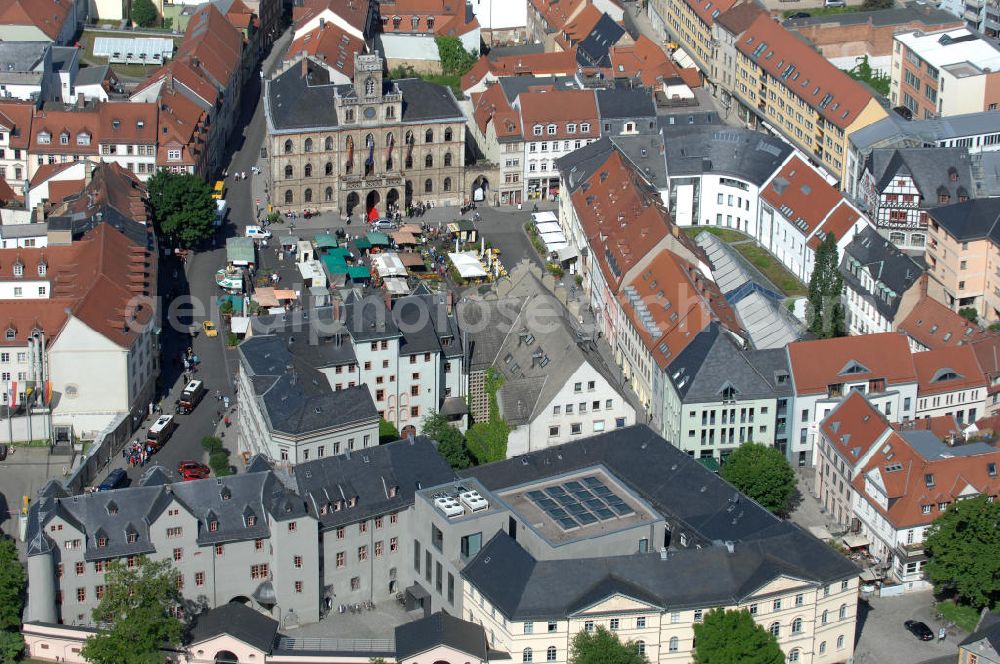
[245,225,272,239]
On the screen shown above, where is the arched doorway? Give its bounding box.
[346,192,360,216]
[365,190,381,220]
[214,651,239,664]
[401,424,417,439]
[472,175,489,203]
[405,180,413,209]
[386,188,400,215]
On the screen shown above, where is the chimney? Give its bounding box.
[76,94,86,109]
[301,56,309,78]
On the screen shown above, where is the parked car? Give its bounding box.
[177,461,210,480]
[97,468,128,492]
[787,11,811,18]
[202,320,218,338]
[245,225,272,239]
[904,620,935,641]
[371,218,398,231]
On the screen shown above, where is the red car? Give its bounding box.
[178,461,210,480]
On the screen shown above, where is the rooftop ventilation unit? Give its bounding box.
[459,489,489,512]
[433,495,464,518]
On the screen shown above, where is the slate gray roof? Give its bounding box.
[459,425,857,619]
[868,147,974,206]
[249,306,357,367]
[189,602,279,650]
[663,125,793,186]
[0,42,47,81]
[294,436,455,530]
[239,334,378,436]
[266,57,462,133]
[927,198,1000,243]
[26,470,308,558]
[840,226,923,322]
[596,87,655,120]
[459,269,626,426]
[75,65,111,87]
[497,74,579,102]
[557,137,622,194]
[392,290,463,358]
[959,610,1000,651]
[666,323,791,402]
[850,110,1000,154]
[557,135,668,194]
[49,46,77,72]
[395,611,488,660]
[576,14,626,68]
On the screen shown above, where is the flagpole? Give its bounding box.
[5,381,11,445]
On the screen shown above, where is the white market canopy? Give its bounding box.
[448,251,488,279]
[531,211,558,224]
[230,317,250,335]
[384,276,410,295]
[535,221,562,234]
[371,252,407,279]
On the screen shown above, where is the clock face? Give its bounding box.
[364,107,376,119]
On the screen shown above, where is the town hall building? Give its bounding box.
[264,52,467,217]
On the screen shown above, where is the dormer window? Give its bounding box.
[12,260,23,277]
[427,16,435,30]
[411,16,419,30]
[97,536,107,547]
[59,132,69,145]
[126,529,138,544]
[106,501,118,516]
[533,124,543,136]
[112,119,120,129]
[580,123,590,133]
[246,514,256,527]
[209,520,218,532]
[4,327,14,341]
[347,496,358,508]
[220,486,231,501]
[37,261,46,276]
[334,499,344,511]
[389,485,399,498]
[547,124,557,135]
[77,132,90,146]
[37,131,50,144]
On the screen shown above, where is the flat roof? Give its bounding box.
[896,28,1000,75]
[496,466,658,545]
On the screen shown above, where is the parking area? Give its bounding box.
[0,447,64,543]
[853,590,963,664]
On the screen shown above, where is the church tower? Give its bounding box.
[353,52,384,101]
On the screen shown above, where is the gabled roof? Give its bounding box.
[609,35,697,89]
[395,612,488,660]
[662,124,792,186]
[287,21,365,78]
[852,429,1000,529]
[899,294,989,350]
[516,88,599,141]
[687,0,739,29]
[869,147,974,207]
[959,610,1000,652]
[461,50,579,91]
[736,12,878,130]
[471,83,522,141]
[0,100,33,149]
[787,333,916,395]
[0,0,71,40]
[927,198,1000,243]
[913,345,986,396]
[840,226,923,322]
[574,13,625,68]
[761,156,842,237]
[715,0,768,34]
[819,390,891,465]
[189,603,279,651]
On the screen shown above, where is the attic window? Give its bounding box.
[112,119,120,129]
[245,514,256,527]
[924,473,935,487]
[59,132,69,145]
[347,496,358,508]
[12,261,23,277]
[37,261,47,276]
[885,462,903,473]
[389,485,399,498]
[4,328,14,341]
[97,536,107,547]
[989,463,997,477]
[220,486,232,501]
[209,519,218,532]
[106,501,118,516]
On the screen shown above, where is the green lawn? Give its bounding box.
[936,600,981,633]
[782,4,866,18]
[732,243,809,297]
[684,226,748,244]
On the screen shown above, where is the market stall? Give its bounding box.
[226,237,256,268]
[449,251,488,279]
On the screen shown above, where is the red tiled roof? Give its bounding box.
[155,87,206,169]
[288,21,365,78]
[715,0,768,33]
[47,179,84,204]
[787,333,917,396]
[736,13,878,130]
[820,390,891,464]
[852,431,1000,529]
[899,294,990,350]
[913,345,986,396]
[529,0,587,33]
[563,4,603,41]
[462,50,580,91]
[0,101,33,150]
[619,250,740,368]
[0,178,16,203]
[471,84,522,141]
[687,0,739,29]
[610,35,697,89]
[761,156,842,237]
[293,0,370,33]
[380,0,479,37]
[0,0,71,40]
[29,161,78,187]
[895,415,963,440]
[516,89,599,141]
[808,200,864,250]
[28,102,157,154]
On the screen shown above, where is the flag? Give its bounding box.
[365,134,374,167]
[347,137,354,165]
[45,380,52,406]
[385,133,394,161]
[9,381,16,408]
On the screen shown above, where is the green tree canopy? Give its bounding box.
[379,418,400,444]
[720,443,797,515]
[131,0,159,27]
[423,412,472,469]
[923,495,1000,609]
[569,626,649,664]
[693,609,785,664]
[435,36,478,76]
[80,558,184,664]
[0,536,25,664]
[807,232,846,339]
[146,170,217,247]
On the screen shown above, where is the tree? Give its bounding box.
[569,626,649,664]
[720,443,796,515]
[807,233,846,339]
[923,495,1000,609]
[959,307,979,323]
[379,418,399,444]
[146,170,217,247]
[435,36,478,76]
[423,412,472,469]
[131,0,158,28]
[693,609,785,664]
[0,537,24,664]
[465,368,508,464]
[842,55,890,96]
[81,558,183,664]
[862,0,892,8]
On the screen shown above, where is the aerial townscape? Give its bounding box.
[4,0,1000,661]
